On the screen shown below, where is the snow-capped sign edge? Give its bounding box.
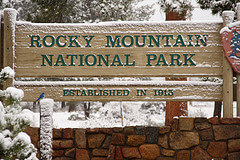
[221,21,240,74]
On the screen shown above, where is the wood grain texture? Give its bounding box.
[14,22,223,77]
[15,81,223,102]
[3,9,17,89]
[222,11,234,118]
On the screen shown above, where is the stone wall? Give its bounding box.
[25,117,240,160]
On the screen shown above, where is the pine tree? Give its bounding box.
[197,0,238,15]
[0,0,154,22]
[0,67,38,160]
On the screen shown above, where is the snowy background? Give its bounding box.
[141,0,222,21]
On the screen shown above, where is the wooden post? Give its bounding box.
[0,13,2,90]
[0,13,2,73]
[3,9,17,89]
[237,3,240,116]
[222,11,234,118]
[165,11,188,125]
[237,75,240,116]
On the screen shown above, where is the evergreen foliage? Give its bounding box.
[0,0,154,22]
[0,67,38,160]
[197,0,239,15]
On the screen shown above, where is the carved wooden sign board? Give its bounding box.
[3,9,224,101]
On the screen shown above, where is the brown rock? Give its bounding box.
[158,134,168,148]
[122,147,141,159]
[228,152,240,160]
[126,135,145,146]
[24,127,39,147]
[161,149,175,157]
[179,118,194,131]
[65,148,75,158]
[177,150,190,160]
[171,119,178,131]
[75,129,86,148]
[213,125,240,140]
[52,140,74,149]
[220,118,240,124]
[88,134,105,148]
[53,128,62,139]
[113,127,123,132]
[207,142,227,158]
[228,139,240,153]
[191,146,211,160]
[53,157,72,160]
[195,118,208,123]
[156,158,174,160]
[37,151,40,159]
[169,132,199,149]
[199,141,209,150]
[159,126,171,134]
[92,149,108,157]
[91,158,107,160]
[208,117,219,125]
[139,144,160,160]
[87,128,99,133]
[102,136,112,148]
[116,146,123,160]
[99,128,112,134]
[107,145,115,160]
[52,150,64,157]
[124,127,135,135]
[63,128,73,139]
[195,122,211,130]
[111,133,125,145]
[199,128,213,141]
[136,126,145,135]
[76,149,90,160]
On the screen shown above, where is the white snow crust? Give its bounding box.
[40,98,53,160]
[4,87,24,101]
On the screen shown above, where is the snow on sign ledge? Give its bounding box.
[221,21,240,74]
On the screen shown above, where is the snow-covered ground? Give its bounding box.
[30,101,238,129]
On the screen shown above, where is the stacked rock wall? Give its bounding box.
[25,117,240,160]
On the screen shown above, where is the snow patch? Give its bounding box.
[4,87,24,101]
[0,66,15,79]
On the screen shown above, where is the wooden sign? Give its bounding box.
[3,9,225,102]
[221,22,240,74]
[15,81,222,102]
[14,22,223,78]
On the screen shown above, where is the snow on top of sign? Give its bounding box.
[228,21,240,28]
[220,26,232,34]
[220,21,240,34]
[16,20,222,27]
[3,8,18,15]
[14,80,222,87]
